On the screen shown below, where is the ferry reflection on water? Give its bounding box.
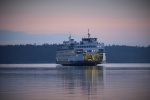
[56,65,104,99]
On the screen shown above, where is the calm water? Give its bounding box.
[0,64,150,100]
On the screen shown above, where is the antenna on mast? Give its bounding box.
[88,29,90,38]
[69,33,71,40]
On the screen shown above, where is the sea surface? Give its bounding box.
[0,64,150,100]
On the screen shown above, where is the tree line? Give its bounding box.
[0,44,150,64]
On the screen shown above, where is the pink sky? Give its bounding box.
[0,0,150,46]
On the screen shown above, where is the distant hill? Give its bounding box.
[0,44,150,64]
[105,45,150,63]
[0,44,57,64]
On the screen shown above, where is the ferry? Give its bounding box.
[56,30,106,66]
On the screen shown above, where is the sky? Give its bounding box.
[0,0,150,46]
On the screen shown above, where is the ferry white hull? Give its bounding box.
[56,53,106,66]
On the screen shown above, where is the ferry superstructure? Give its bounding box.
[56,30,106,66]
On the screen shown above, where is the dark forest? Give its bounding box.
[0,44,150,64]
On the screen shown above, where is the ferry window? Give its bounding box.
[76,49,83,54]
[99,49,104,53]
[84,50,87,53]
[88,50,91,52]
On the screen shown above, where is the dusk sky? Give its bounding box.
[0,0,150,46]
